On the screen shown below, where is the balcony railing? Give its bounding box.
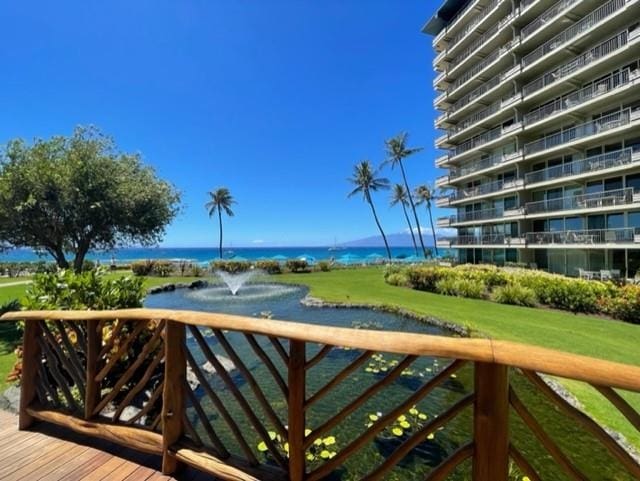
[446,0,501,53]
[522,0,625,68]
[525,148,635,184]
[524,108,633,156]
[523,30,629,97]
[453,233,508,245]
[7,309,640,480]
[450,75,502,114]
[453,100,502,134]
[526,187,634,215]
[524,69,632,126]
[453,178,523,201]
[521,0,580,40]
[450,150,521,180]
[450,125,503,157]
[449,11,515,72]
[526,227,637,245]
[455,208,505,223]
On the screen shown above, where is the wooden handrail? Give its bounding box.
[4,308,640,391]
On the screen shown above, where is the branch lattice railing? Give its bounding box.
[3,308,640,481]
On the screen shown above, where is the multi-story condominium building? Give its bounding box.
[424,0,640,277]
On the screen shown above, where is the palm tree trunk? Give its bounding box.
[401,202,418,255]
[367,193,392,260]
[427,201,438,257]
[398,160,427,257]
[218,209,223,259]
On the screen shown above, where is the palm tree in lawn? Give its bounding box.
[205,187,236,259]
[348,161,392,260]
[414,184,438,257]
[382,132,427,257]
[390,184,418,256]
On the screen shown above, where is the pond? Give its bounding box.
[144,281,634,481]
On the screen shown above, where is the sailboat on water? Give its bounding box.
[328,238,345,252]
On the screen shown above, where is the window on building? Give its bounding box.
[604,177,623,191]
[549,218,564,232]
[565,217,582,230]
[626,173,640,193]
[588,215,605,230]
[628,211,640,228]
[503,196,517,210]
[607,213,624,229]
[586,180,604,194]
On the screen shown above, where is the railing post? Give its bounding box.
[472,362,509,481]
[19,319,42,430]
[85,319,100,420]
[288,340,306,481]
[162,320,186,474]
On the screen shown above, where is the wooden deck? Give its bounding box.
[0,410,216,481]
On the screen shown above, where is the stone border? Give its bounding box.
[300,295,469,337]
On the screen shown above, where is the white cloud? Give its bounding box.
[252,239,264,244]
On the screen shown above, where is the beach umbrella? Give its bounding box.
[337,254,361,265]
[403,254,423,264]
[365,253,384,264]
[297,254,316,264]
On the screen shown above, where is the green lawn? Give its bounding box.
[277,267,640,448]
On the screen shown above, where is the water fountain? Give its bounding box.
[215,269,259,296]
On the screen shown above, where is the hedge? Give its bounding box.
[387,264,639,324]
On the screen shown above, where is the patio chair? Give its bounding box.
[611,269,621,280]
[604,231,617,243]
[600,270,612,281]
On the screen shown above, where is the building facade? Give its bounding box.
[424,0,640,277]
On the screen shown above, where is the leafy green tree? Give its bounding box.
[348,161,392,260]
[390,184,418,256]
[414,184,438,257]
[0,126,180,272]
[383,132,427,257]
[205,187,236,259]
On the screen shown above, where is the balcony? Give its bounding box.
[449,75,502,115]
[452,234,526,246]
[524,148,637,185]
[436,216,454,227]
[450,125,503,158]
[522,0,626,69]
[520,0,581,40]
[526,227,638,246]
[525,188,635,216]
[435,174,450,188]
[451,178,524,203]
[6,308,640,480]
[439,0,500,55]
[451,101,502,137]
[436,195,451,208]
[450,151,522,181]
[454,208,504,224]
[524,108,637,157]
[524,69,634,127]
[523,30,630,98]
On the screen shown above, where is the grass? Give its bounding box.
[277,267,640,448]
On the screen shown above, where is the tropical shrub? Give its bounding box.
[385,272,409,287]
[131,260,156,276]
[599,284,640,324]
[152,260,174,277]
[286,259,309,273]
[255,260,282,275]
[24,268,145,310]
[435,277,486,299]
[405,266,445,292]
[189,264,205,277]
[211,260,251,274]
[317,261,331,272]
[383,264,405,281]
[492,284,538,307]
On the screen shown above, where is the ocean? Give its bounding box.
[0,246,452,264]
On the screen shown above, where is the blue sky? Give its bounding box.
[1,1,443,247]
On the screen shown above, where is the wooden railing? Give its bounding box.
[3,308,640,481]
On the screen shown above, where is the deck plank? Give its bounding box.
[0,410,219,481]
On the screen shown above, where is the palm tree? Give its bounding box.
[205,187,236,259]
[390,184,418,256]
[382,132,427,257]
[414,184,438,257]
[348,161,392,260]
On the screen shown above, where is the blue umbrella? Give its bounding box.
[365,253,384,264]
[337,254,361,265]
[297,254,316,264]
[403,255,423,263]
